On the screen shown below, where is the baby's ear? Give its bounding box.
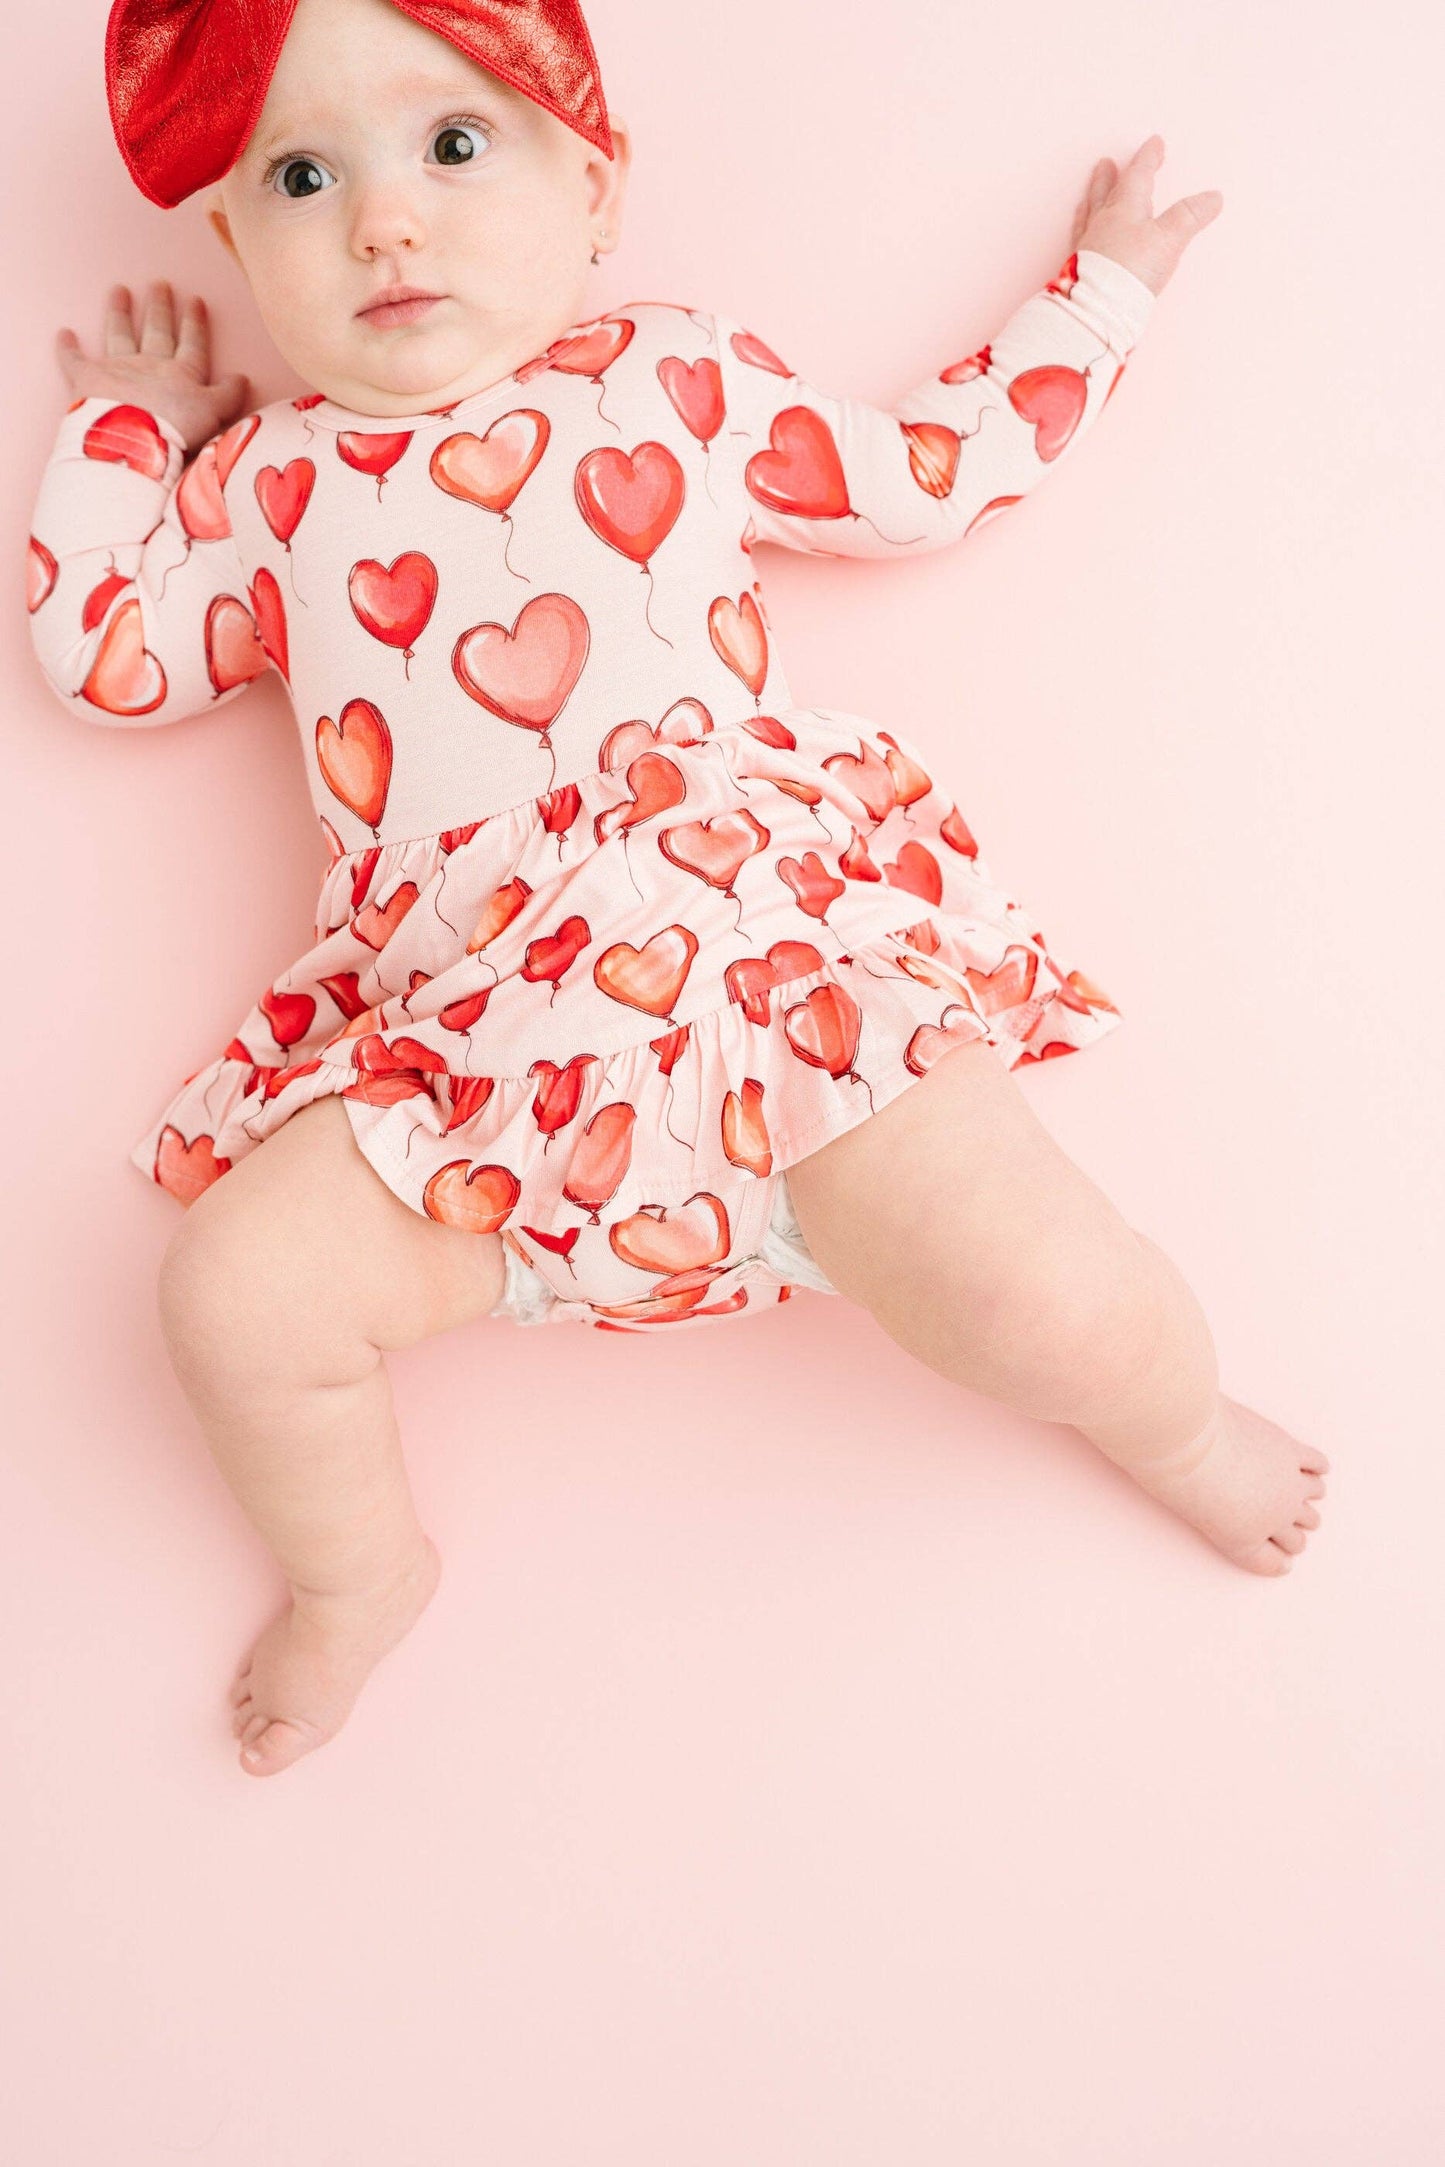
[204,189,240,265]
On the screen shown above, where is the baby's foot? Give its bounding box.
[227,1537,442,1777]
[1124,1393,1330,1575]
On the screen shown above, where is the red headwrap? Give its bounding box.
[105,0,614,209]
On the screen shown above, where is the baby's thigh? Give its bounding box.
[156,1094,506,1382]
[783,1040,1153,1393]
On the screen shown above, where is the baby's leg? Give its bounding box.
[156,1093,507,1778]
[784,1040,1329,1572]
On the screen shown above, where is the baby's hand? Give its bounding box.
[1070,135,1223,297]
[54,279,250,454]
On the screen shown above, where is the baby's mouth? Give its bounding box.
[357,291,446,329]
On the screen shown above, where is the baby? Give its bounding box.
[29,0,1328,1779]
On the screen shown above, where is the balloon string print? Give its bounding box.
[427,818,487,940]
[430,412,551,586]
[293,391,326,446]
[574,440,685,649]
[254,457,316,605]
[648,1023,694,1154]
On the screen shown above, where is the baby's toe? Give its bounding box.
[231,1696,254,1737]
[240,1718,317,1777]
[1295,1502,1321,1530]
[1270,1523,1307,1555]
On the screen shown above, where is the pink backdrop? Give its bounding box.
[6,1,1441,2158]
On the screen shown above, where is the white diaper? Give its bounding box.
[488,1169,838,1325]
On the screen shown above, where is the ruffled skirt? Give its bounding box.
[129,707,1122,1333]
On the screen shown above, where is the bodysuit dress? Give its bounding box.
[26,246,1155,1334]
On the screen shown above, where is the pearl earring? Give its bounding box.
[591,228,609,265]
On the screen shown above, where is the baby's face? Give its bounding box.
[208,0,630,416]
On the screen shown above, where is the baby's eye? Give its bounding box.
[270,157,333,201]
[429,119,491,167]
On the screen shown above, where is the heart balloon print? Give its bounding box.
[452,590,590,748]
[348,552,438,673]
[575,440,686,567]
[315,698,393,830]
[430,414,550,514]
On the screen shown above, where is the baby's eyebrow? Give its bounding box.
[255,69,501,155]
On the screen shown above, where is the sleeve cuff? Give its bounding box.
[63,393,189,463]
[1071,248,1158,350]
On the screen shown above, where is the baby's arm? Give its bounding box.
[711,246,1155,560]
[26,280,272,726]
[26,397,272,725]
[713,135,1221,561]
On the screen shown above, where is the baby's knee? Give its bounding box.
[155,1182,353,1393]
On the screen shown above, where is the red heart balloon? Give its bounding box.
[745,408,849,520]
[1007,365,1088,461]
[348,551,439,653]
[575,441,685,565]
[657,354,724,444]
[452,590,590,732]
[254,458,316,543]
[430,412,548,512]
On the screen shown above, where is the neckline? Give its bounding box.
[297,310,607,434]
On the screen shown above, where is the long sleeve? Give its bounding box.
[25,395,274,726]
[712,246,1157,559]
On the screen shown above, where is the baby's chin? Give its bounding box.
[290,343,496,418]
[281,306,578,417]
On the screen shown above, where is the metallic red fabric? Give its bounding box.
[105,0,613,209]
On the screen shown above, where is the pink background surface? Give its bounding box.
[6,1,1441,2159]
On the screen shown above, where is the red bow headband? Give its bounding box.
[105,0,614,209]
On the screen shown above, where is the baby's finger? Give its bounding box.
[1072,159,1112,245]
[1111,133,1164,211]
[105,283,138,358]
[1154,189,1224,252]
[140,278,177,358]
[174,291,210,378]
[54,326,82,384]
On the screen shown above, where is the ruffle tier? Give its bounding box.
[129,707,1123,1329]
